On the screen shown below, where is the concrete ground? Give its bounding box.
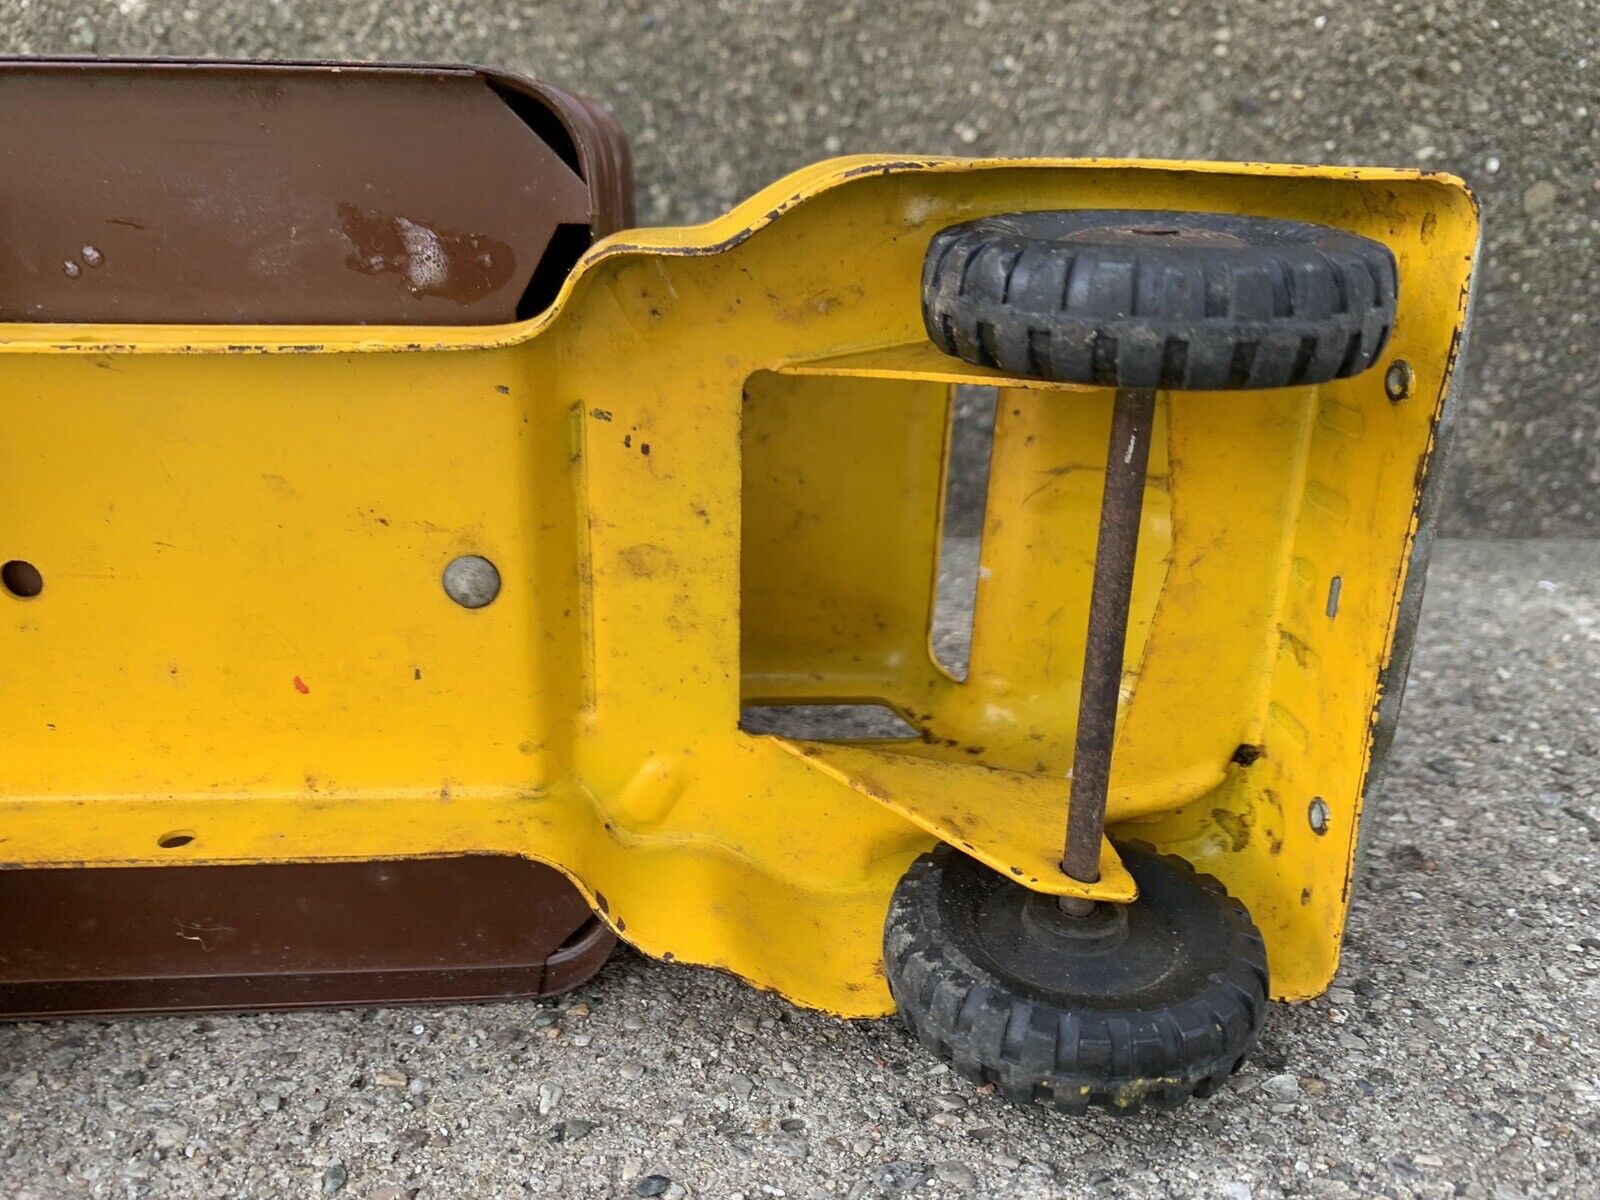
[2,538,1597,1199]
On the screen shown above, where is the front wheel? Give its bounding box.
[921,209,1399,390]
[883,843,1269,1114]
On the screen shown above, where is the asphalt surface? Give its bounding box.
[3,538,1597,1199]
[0,0,1596,536]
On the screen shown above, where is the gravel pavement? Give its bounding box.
[3,538,1597,1199]
[0,0,1596,535]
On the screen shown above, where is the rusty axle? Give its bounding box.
[1061,386,1157,883]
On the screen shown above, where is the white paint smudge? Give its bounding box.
[396,217,449,292]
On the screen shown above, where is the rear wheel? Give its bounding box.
[883,843,1269,1114]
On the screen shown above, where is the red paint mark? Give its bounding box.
[293,676,310,695]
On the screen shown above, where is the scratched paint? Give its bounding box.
[337,202,516,304]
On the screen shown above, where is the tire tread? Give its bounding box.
[884,844,1269,1115]
[921,209,1400,390]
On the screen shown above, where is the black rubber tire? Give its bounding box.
[921,210,1398,390]
[883,843,1269,1114]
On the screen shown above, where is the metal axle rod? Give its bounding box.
[1061,386,1157,883]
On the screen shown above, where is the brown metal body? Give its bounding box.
[0,858,615,1018]
[0,57,631,1017]
[0,57,634,324]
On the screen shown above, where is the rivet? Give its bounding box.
[1308,797,1331,835]
[442,555,501,609]
[1384,359,1413,403]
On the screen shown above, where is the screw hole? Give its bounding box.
[1384,359,1413,403]
[1307,798,1331,836]
[2,560,43,598]
[157,830,196,849]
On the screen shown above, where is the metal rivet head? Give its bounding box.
[442,555,501,609]
[1308,797,1331,835]
[1384,359,1413,403]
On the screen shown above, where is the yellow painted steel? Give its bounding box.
[0,157,1477,1016]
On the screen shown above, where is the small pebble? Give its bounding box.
[321,1164,348,1194]
[560,1119,594,1142]
[934,1161,977,1188]
[633,1175,672,1197]
[537,1082,562,1116]
[875,1161,930,1190]
[1261,1073,1300,1101]
[1523,179,1558,215]
[150,1121,188,1151]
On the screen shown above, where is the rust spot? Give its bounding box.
[1300,887,1312,906]
[1231,744,1266,767]
[840,158,940,178]
[591,408,613,422]
[618,543,674,578]
[1212,808,1252,852]
[292,675,310,695]
[337,202,515,305]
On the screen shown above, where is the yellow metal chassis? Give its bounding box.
[0,157,1477,1017]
